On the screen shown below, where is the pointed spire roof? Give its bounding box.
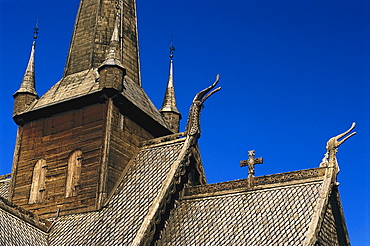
[14,35,38,97]
[160,45,180,115]
[64,0,141,85]
[99,14,124,69]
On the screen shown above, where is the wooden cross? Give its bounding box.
[240,150,263,178]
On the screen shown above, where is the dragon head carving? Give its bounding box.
[186,74,221,138]
[320,122,356,168]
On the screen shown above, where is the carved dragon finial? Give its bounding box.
[320,122,356,169]
[186,74,221,138]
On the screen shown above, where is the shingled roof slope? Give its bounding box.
[21,69,169,129]
[156,175,325,245]
[48,137,186,245]
[28,69,99,111]
[318,195,341,245]
[0,195,51,246]
[0,206,48,246]
[0,176,10,199]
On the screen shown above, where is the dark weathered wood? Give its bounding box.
[10,97,159,218]
[11,102,106,217]
[103,104,154,205]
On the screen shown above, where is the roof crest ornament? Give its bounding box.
[33,18,39,40]
[169,35,175,59]
[185,74,221,139]
[319,122,356,171]
[240,150,263,188]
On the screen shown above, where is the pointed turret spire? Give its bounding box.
[13,24,39,116]
[98,10,126,92]
[160,41,181,133]
[99,13,124,69]
[15,22,38,97]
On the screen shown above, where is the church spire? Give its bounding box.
[160,42,181,133]
[13,24,39,116]
[63,0,141,86]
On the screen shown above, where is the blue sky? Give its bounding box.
[0,0,369,244]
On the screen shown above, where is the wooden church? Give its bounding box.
[0,0,352,245]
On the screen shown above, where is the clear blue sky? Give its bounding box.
[0,0,369,244]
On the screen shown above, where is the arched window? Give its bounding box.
[29,159,47,204]
[65,150,83,197]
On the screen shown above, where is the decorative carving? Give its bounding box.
[185,75,221,138]
[320,122,356,169]
[184,168,326,196]
[140,145,195,246]
[240,150,263,188]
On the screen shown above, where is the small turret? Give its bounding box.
[98,11,126,92]
[160,43,181,133]
[13,26,39,116]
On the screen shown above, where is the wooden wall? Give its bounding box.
[11,102,106,218]
[10,99,155,218]
[105,105,154,197]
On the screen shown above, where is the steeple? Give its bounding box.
[63,0,141,86]
[12,0,170,133]
[9,1,173,218]
[160,43,181,132]
[13,25,39,116]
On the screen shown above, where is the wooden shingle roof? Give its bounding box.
[0,137,350,245]
[48,137,187,245]
[0,175,10,199]
[27,69,99,111]
[0,195,51,245]
[0,123,352,246]
[20,69,169,129]
[157,175,325,245]
[0,206,48,246]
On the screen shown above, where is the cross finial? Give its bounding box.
[240,150,263,178]
[33,18,39,40]
[169,35,175,59]
[115,0,122,17]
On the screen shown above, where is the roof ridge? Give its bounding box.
[184,167,326,198]
[132,135,195,246]
[0,174,11,181]
[139,132,186,148]
[303,164,339,245]
[0,196,51,232]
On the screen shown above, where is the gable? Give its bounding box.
[316,189,350,246]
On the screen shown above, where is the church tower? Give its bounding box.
[9,0,174,218]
